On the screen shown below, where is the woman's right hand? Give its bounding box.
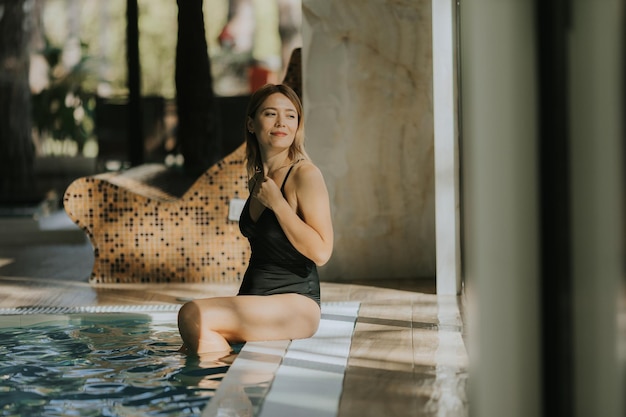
[252,176,284,211]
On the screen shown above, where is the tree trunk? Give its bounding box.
[127,0,144,166]
[0,0,36,202]
[175,0,221,176]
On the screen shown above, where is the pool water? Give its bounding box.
[0,313,238,417]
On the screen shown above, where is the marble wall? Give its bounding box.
[301,0,435,281]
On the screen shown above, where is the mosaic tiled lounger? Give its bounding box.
[64,144,250,284]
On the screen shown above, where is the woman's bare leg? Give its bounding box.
[177,294,320,355]
[178,301,232,354]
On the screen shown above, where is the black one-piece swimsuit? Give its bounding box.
[237,165,321,307]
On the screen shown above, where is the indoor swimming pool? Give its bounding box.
[0,306,236,417]
[0,302,361,417]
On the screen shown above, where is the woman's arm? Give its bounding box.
[255,162,334,266]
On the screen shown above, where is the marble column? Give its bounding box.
[432,0,461,295]
[302,0,435,281]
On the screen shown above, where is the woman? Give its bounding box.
[178,84,333,355]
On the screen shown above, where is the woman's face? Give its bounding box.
[248,93,299,154]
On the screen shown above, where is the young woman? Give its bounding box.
[178,84,333,355]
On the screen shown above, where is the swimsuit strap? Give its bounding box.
[280,160,302,192]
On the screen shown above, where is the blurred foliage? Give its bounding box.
[31,38,97,151]
[38,0,280,99]
[29,0,283,154]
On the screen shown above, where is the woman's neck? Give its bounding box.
[262,151,291,176]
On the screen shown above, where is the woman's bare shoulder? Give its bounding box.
[290,161,328,202]
[292,160,324,182]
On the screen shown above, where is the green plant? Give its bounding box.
[31,37,97,153]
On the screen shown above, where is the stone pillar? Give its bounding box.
[461,2,541,416]
[432,0,461,295]
[302,0,435,281]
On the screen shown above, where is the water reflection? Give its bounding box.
[0,313,234,417]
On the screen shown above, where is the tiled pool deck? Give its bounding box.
[0,218,468,417]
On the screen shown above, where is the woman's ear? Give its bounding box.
[247,117,255,134]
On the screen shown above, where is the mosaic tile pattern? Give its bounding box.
[63,144,250,284]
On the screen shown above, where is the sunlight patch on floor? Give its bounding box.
[0,258,14,268]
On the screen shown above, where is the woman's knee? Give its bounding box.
[178,301,201,336]
[178,300,235,354]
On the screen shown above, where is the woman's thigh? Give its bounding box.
[188,294,321,343]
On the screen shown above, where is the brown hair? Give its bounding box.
[244,84,309,178]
